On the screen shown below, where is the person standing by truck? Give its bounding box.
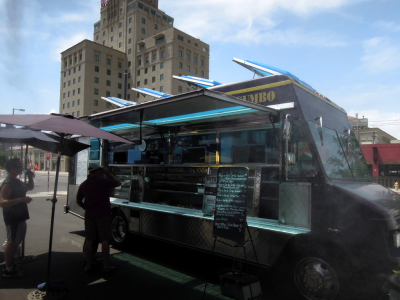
[76,163,121,274]
[0,158,34,277]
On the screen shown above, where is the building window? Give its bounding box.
[119,22,122,28]
[138,59,142,65]
[137,70,140,76]
[106,58,111,65]
[94,54,99,61]
[160,62,164,69]
[178,50,182,57]
[118,62,122,68]
[153,53,157,61]
[137,81,140,87]
[201,60,204,66]
[72,112,75,117]
[94,77,99,83]
[63,93,65,99]
[107,69,111,75]
[142,18,145,24]
[64,72,66,77]
[127,94,131,100]
[78,88,81,94]
[111,36,114,42]
[77,111,80,117]
[144,79,148,85]
[194,68,197,74]
[152,65,155,71]
[129,17,132,23]
[178,86,182,92]
[68,80,71,86]
[160,74,164,81]
[128,38,132,44]
[106,91,111,97]
[119,42,122,48]
[194,56,197,63]
[201,70,205,77]
[129,28,132,34]
[128,48,132,54]
[145,68,148,74]
[160,86,164,92]
[186,54,190,60]
[141,28,145,34]
[94,100,98,106]
[186,88,190,92]
[67,102,70,108]
[178,35,184,41]
[63,103,65,109]
[187,65,190,72]
[128,61,131,67]
[79,65,81,71]
[72,101,75,107]
[94,89,99,95]
[95,66,99,72]
[77,99,80,105]
[161,51,166,58]
[179,62,182,69]
[119,32,122,38]
[118,72,122,78]
[152,76,155,83]
[63,82,66,88]
[78,76,81,82]
[118,83,122,89]
[106,80,111,86]
[154,24,158,30]
[145,56,149,63]
[103,30,106,36]
[111,26,114,32]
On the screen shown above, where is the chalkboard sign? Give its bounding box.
[213,167,248,244]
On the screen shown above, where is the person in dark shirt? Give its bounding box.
[0,159,34,277]
[76,163,121,274]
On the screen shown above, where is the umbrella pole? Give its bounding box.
[45,134,64,294]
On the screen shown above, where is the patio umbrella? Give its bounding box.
[0,113,134,296]
[0,128,90,157]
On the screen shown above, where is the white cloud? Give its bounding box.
[51,33,89,61]
[361,37,400,73]
[373,20,400,33]
[163,0,356,47]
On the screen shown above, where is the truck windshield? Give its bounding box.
[308,121,371,179]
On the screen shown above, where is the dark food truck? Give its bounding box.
[65,67,400,300]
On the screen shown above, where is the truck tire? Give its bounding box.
[111,210,129,247]
[272,242,353,300]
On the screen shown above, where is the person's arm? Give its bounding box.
[76,187,85,210]
[102,168,122,187]
[0,183,32,208]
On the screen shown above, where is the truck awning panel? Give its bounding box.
[101,97,138,108]
[172,75,222,88]
[131,87,171,99]
[233,57,315,92]
[84,89,278,135]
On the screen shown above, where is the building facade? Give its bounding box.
[60,0,210,117]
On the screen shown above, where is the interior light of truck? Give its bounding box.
[394,232,400,248]
[100,123,141,132]
[144,106,258,125]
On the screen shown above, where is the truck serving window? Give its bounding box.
[308,121,370,179]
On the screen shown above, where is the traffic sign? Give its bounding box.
[46,152,51,161]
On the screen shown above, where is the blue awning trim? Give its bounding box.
[101,97,138,108]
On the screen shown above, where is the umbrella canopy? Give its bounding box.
[0,128,90,157]
[0,113,134,144]
[0,113,133,294]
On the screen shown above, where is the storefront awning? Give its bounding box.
[172,75,222,88]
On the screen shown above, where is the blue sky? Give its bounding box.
[1,0,399,139]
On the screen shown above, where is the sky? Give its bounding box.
[0,0,399,139]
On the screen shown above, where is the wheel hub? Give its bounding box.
[294,257,339,300]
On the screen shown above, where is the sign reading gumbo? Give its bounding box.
[213,167,248,244]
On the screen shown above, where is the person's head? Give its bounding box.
[88,163,103,177]
[5,158,23,176]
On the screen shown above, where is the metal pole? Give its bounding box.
[45,134,64,293]
[356,113,359,142]
[123,69,128,100]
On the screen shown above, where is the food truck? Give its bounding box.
[65,59,400,300]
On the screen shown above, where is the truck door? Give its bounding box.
[279,118,315,228]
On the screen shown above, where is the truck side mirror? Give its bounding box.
[286,152,296,166]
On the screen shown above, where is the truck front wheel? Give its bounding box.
[111,210,129,247]
[294,256,339,300]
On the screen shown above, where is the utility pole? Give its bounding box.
[355,113,359,142]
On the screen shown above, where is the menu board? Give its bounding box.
[213,167,248,244]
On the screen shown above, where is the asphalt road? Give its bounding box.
[0,172,394,300]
